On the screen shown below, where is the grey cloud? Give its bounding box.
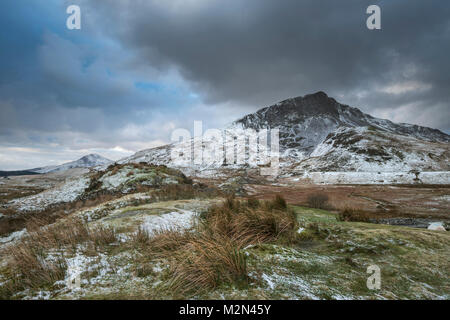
[1,0,449,169]
[84,0,450,131]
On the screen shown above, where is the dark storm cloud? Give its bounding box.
[1,0,449,169]
[84,0,450,131]
[0,0,206,169]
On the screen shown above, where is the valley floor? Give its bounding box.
[0,164,448,300]
[0,193,448,300]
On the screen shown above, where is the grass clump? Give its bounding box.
[337,208,372,223]
[129,226,152,247]
[202,196,297,245]
[22,217,117,251]
[0,217,117,298]
[168,234,248,296]
[306,192,330,209]
[246,197,260,209]
[152,183,221,202]
[132,195,298,297]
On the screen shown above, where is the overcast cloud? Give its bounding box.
[0,0,449,169]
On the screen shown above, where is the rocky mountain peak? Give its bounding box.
[29,154,112,174]
[120,92,449,176]
[79,154,109,164]
[233,91,346,130]
[231,92,449,156]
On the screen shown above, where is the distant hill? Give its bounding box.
[119,91,449,175]
[0,154,112,177]
[29,154,112,174]
[0,170,40,177]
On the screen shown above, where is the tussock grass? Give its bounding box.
[130,195,298,297]
[0,194,118,238]
[152,183,222,202]
[336,205,404,223]
[1,179,219,239]
[148,229,196,254]
[202,196,297,245]
[306,192,330,209]
[1,194,296,298]
[246,197,260,209]
[129,226,152,247]
[21,217,117,251]
[0,186,45,205]
[168,234,248,296]
[338,207,372,222]
[0,217,117,298]
[2,243,67,296]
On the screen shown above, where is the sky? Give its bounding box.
[0,0,449,170]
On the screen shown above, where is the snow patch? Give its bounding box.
[0,229,27,244]
[427,222,446,231]
[260,271,320,300]
[142,210,196,234]
[298,171,450,185]
[10,176,90,211]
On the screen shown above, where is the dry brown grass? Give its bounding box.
[2,242,68,292]
[271,194,288,210]
[24,217,117,252]
[0,208,68,238]
[0,213,28,237]
[337,207,373,222]
[168,233,248,296]
[129,227,196,257]
[306,192,330,209]
[0,186,45,205]
[130,195,298,297]
[336,205,406,222]
[0,182,216,238]
[152,183,221,202]
[0,192,120,238]
[0,217,117,298]
[246,197,260,209]
[129,226,152,247]
[148,229,196,254]
[202,196,297,245]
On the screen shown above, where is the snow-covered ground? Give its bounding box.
[99,167,134,190]
[116,93,449,180]
[30,154,111,174]
[292,171,450,185]
[142,210,196,234]
[0,229,27,244]
[9,176,90,211]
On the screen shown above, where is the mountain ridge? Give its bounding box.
[119,91,449,177]
[232,92,449,153]
[29,154,112,174]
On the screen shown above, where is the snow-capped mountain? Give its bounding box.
[232,91,449,157]
[119,92,450,177]
[29,154,112,174]
[291,125,449,173]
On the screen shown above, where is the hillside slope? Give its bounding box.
[119,92,450,179]
[29,154,111,174]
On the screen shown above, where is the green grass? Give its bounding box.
[2,201,448,300]
[193,205,448,299]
